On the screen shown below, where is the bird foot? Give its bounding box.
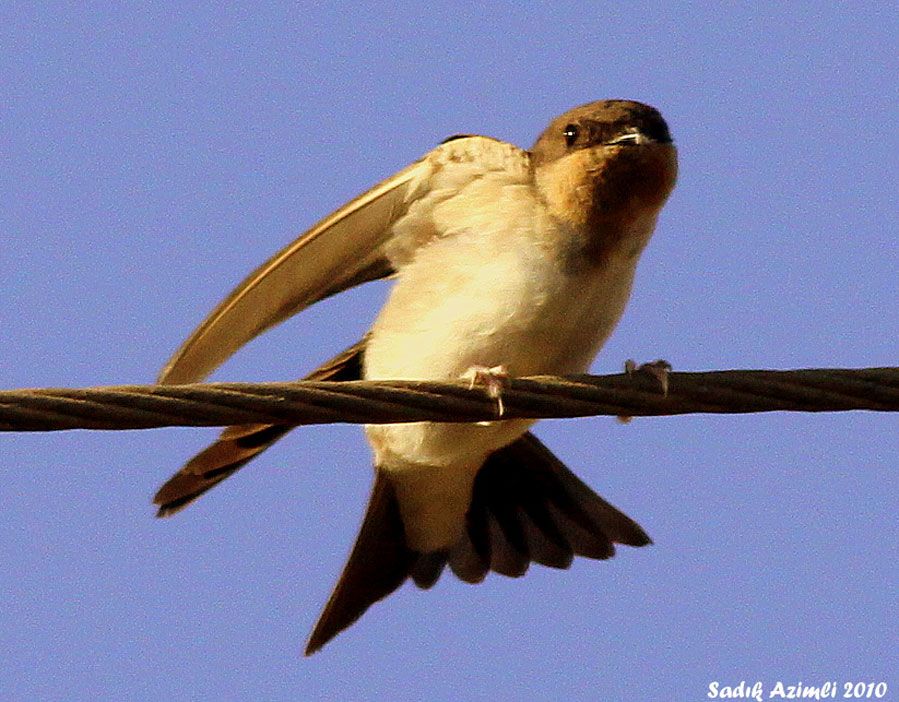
[461,364,509,419]
[618,358,672,423]
[624,358,672,396]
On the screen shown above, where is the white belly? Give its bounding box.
[363,226,639,470]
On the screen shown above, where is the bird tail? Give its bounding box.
[153,339,366,517]
[304,431,650,655]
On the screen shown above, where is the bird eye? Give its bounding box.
[562,124,579,147]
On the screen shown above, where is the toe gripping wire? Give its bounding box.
[1,367,896,432]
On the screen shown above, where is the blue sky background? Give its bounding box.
[2,3,896,700]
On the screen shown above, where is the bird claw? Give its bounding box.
[618,358,672,423]
[624,358,672,396]
[461,365,509,420]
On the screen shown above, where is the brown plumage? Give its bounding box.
[305,431,650,655]
[154,340,366,517]
[156,340,651,656]
[154,99,677,654]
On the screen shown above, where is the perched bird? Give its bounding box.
[154,99,678,655]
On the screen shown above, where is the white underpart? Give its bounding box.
[362,165,657,551]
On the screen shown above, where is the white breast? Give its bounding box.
[363,175,647,470]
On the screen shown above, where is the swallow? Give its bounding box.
[153,99,678,655]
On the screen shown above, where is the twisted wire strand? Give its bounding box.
[1,367,896,433]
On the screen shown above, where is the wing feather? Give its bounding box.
[158,161,424,384]
[158,136,528,385]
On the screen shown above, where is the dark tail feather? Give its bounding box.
[305,473,414,656]
[153,339,365,517]
[448,432,651,584]
[305,432,650,654]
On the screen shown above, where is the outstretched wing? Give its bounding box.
[157,135,529,386]
[154,135,531,512]
[157,162,417,385]
[153,339,366,517]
